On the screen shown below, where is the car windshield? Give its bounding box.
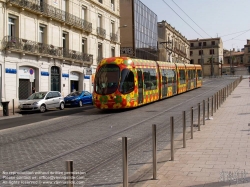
[27,92,47,100]
[67,91,81,97]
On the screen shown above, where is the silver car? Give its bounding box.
[19,91,65,113]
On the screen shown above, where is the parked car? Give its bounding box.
[64,91,93,107]
[19,91,65,113]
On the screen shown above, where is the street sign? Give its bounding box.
[29,68,34,82]
[86,68,92,75]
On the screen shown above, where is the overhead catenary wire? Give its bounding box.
[161,0,204,39]
[223,29,250,42]
[171,0,212,38]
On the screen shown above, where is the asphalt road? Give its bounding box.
[0,77,240,187]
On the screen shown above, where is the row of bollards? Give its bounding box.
[121,77,242,186]
[63,76,243,187]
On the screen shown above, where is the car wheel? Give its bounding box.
[79,100,83,107]
[59,102,65,110]
[40,105,46,113]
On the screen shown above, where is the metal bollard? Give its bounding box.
[152,124,157,180]
[203,100,205,125]
[12,99,15,115]
[170,116,174,161]
[211,96,213,116]
[183,111,186,148]
[198,103,200,131]
[207,98,210,120]
[191,107,193,139]
[65,160,74,187]
[217,92,219,110]
[122,137,128,187]
[214,94,216,113]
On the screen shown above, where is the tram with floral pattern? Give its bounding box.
[93,57,202,109]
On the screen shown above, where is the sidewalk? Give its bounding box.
[0,108,22,120]
[135,78,250,187]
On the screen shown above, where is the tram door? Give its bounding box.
[137,69,143,104]
[162,69,167,97]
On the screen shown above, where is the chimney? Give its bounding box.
[233,48,235,52]
[247,40,250,45]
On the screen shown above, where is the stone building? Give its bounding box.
[0,0,120,109]
[158,20,190,64]
[188,38,223,77]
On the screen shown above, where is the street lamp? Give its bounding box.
[197,38,204,77]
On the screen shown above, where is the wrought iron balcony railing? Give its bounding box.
[110,33,118,42]
[97,27,106,38]
[2,36,93,64]
[7,0,92,33]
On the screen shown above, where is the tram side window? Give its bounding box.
[119,68,134,94]
[166,69,174,84]
[179,70,186,84]
[143,68,157,90]
[161,69,167,85]
[197,70,202,80]
[188,70,191,80]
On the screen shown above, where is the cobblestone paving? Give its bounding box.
[0,78,237,187]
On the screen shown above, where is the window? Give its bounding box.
[39,25,46,43]
[248,47,250,53]
[210,49,214,55]
[197,70,202,80]
[190,59,194,64]
[119,69,135,94]
[111,47,115,57]
[212,41,215,45]
[62,33,67,49]
[203,42,206,46]
[82,38,87,53]
[98,14,102,28]
[82,6,87,20]
[190,51,193,56]
[111,0,115,11]
[111,21,115,33]
[190,43,194,47]
[179,70,185,84]
[199,50,203,55]
[95,64,120,95]
[98,43,103,59]
[199,42,202,47]
[98,0,103,3]
[8,17,15,38]
[143,68,157,90]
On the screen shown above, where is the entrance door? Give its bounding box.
[71,80,79,92]
[137,69,143,104]
[51,66,60,91]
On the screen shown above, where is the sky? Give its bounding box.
[141,0,250,51]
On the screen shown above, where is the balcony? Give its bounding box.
[2,36,93,65]
[97,27,106,38]
[110,33,118,43]
[7,0,92,33]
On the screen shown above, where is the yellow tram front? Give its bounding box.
[93,57,138,109]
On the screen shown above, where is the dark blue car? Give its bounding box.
[64,91,93,107]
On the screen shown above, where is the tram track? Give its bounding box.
[0,78,236,184]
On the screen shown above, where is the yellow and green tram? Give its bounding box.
[93,57,202,109]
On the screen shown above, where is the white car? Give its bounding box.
[19,91,65,113]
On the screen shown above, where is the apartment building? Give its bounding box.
[188,38,223,77]
[158,20,190,63]
[0,0,120,109]
[120,0,158,60]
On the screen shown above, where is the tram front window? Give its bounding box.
[119,68,134,94]
[95,64,120,95]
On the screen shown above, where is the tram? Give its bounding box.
[93,57,202,109]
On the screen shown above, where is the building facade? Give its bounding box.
[0,0,120,109]
[158,20,190,64]
[120,0,158,60]
[188,38,223,77]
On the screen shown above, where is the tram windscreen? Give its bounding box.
[95,64,120,95]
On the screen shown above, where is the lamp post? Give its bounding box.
[197,38,204,77]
